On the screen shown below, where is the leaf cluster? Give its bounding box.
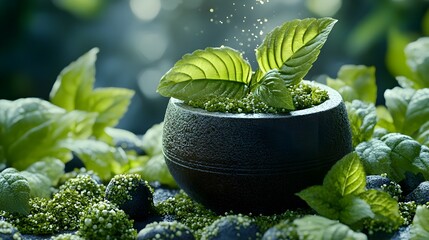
[157,18,337,112]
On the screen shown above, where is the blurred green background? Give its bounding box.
[1,0,428,134]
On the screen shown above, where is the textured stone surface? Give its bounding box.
[162,82,353,214]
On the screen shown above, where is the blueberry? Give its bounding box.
[405,181,429,204]
[137,221,195,240]
[200,215,260,240]
[105,174,155,221]
[366,175,391,190]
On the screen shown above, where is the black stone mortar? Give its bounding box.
[162,82,352,214]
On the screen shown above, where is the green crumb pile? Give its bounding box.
[78,201,136,240]
[186,82,329,114]
[156,191,218,238]
[105,174,152,206]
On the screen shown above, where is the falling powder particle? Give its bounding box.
[209,8,214,13]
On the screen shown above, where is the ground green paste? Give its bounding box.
[186,82,329,114]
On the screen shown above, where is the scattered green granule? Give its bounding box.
[137,221,195,240]
[399,201,418,226]
[105,174,155,220]
[77,201,136,240]
[51,233,84,240]
[253,210,307,233]
[200,214,261,240]
[156,191,219,237]
[0,175,106,235]
[0,220,22,240]
[260,219,299,240]
[186,82,329,113]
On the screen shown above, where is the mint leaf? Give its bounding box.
[404,37,429,89]
[339,195,374,226]
[359,190,402,229]
[356,133,429,182]
[50,48,98,110]
[25,158,65,186]
[251,70,294,109]
[296,185,340,219]
[141,122,163,156]
[256,18,337,85]
[346,100,377,147]
[294,215,367,240]
[0,168,30,215]
[416,122,429,147]
[323,152,366,197]
[410,205,429,239]
[327,65,377,103]
[20,171,52,199]
[157,47,252,101]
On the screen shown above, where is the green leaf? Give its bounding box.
[356,133,429,182]
[324,152,366,197]
[403,89,429,137]
[0,168,30,215]
[84,88,134,138]
[0,98,95,170]
[345,100,377,147]
[157,47,252,101]
[294,215,367,240]
[359,189,402,229]
[296,185,340,219]
[50,48,98,110]
[404,37,429,89]
[256,17,337,85]
[25,158,65,186]
[338,195,374,226]
[141,122,164,156]
[67,139,128,181]
[416,122,429,147]
[385,28,415,81]
[384,87,415,133]
[251,70,294,109]
[410,206,429,240]
[137,154,177,188]
[20,171,52,199]
[375,106,396,133]
[327,65,377,103]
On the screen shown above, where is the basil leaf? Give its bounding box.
[296,185,340,220]
[324,152,366,197]
[359,189,402,229]
[256,17,337,85]
[85,88,134,138]
[327,65,377,103]
[338,195,374,226]
[50,48,98,110]
[384,87,414,133]
[403,88,429,137]
[25,158,65,186]
[356,133,429,182]
[157,47,252,101]
[0,99,95,170]
[20,171,52,199]
[410,205,429,239]
[67,139,128,181]
[251,70,294,109]
[404,37,429,89]
[0,168,30,215]
[346,100,377,147]
[294,215,367,240]
[375,106,396,133]
[416,122,429,147]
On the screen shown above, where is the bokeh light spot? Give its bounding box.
[130,0,161,21]
[306,0,342,17]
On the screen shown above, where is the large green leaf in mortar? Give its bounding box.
[256,18,337,85]
[157,47,252,101]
